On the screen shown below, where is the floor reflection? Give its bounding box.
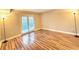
[22,32,35,45]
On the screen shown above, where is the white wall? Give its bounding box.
[41,10,79,34]
[0,10,41,41]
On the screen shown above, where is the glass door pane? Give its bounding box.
[28,16,35,31]
[22,16,28,33]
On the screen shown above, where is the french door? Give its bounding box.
[21,16,35,34]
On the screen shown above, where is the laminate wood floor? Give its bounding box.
[0,30,79,50]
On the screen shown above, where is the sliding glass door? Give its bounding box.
[21,16,35,34]
[22,16,28,33]
[29,16,35,31]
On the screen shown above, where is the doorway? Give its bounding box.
[21,16,35,34]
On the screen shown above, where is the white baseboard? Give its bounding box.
[1,28,75,48]
[0,29,41,48]
[6,34,22,40]
[42,28,79,35]
[34,28,41,31]
[0,34,22,48]
[7,29,40,40]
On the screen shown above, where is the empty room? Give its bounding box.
[0,9,79,50]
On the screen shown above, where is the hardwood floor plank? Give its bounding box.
[1,30,79,50]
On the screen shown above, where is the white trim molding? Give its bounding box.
[1,28,77,48]
[42,28,79,36]
[6,34,22,40]
[0,29,41,48]
[0,34,22,48]
[34,28,41,31]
